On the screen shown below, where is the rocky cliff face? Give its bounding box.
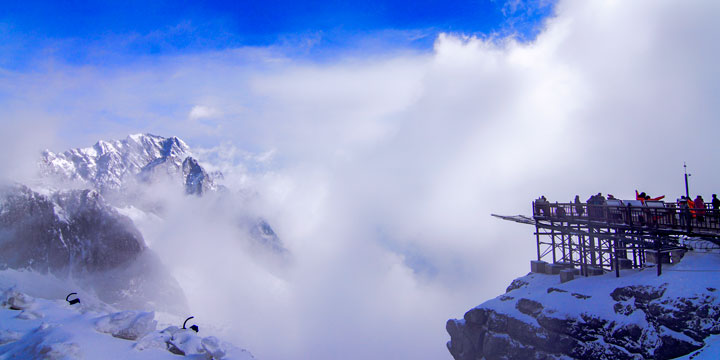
[0,184,186,312]
[0,184,144,274]
[446,252,720,360]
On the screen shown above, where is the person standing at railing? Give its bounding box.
[556,202,566,217]
[535,196,550,217]
[586,193,606,219]
[680,197,691,228]
[695,195,706,224]
[586,194,597,218]
[574,195,584,216]
[712,194,720,227]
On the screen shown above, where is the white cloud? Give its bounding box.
[188,105,220,120]
[2,1,720,359]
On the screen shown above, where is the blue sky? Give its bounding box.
[1,0,555,67]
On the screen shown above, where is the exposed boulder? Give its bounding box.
[95,311,157,341]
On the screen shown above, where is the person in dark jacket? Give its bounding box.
[587,193,604,219]
[535,196,550,217]
[695,195,706,224]
[680,197,691,227]
[556,202,566,217]
[574,195,584,216]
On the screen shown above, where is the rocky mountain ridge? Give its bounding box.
[40,133,217,195]
[446,251,720,360]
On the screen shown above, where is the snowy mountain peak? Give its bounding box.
[39,134,215,194]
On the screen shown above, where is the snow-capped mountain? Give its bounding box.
[40,134,217,195]
[446,250,720,360]
[38,133,288,256]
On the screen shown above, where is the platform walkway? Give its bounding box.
[532,200,720,240]
[493,199,720,280]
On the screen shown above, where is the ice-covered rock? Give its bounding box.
[134,326,175,352]
[95,310,157,340]
[0,329,22,345]
[1,288,36,311]
[135,325,248,359]
[0,323,82,360]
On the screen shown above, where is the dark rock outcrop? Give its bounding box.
[447,274,718,359]
[0,184,144,274]
[182,156,213,195]
[0,184,186,312]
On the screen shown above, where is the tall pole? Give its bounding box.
[684,162,690,199]
[684,162,692,234]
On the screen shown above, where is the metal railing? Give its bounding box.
[532,200,720,233]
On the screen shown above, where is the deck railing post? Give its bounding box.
[656,239,662,276]
[550,221,557,264]
[614,238,620,277]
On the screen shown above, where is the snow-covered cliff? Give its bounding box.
[40,133,217,195]
[447,250,720,359]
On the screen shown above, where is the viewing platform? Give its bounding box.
[493,199,720,281]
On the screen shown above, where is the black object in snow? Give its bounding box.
[66,292,80,305]
[183,316,199,333]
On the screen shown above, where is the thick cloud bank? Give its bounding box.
[2,1,720,359]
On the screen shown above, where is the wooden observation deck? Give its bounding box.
[494,200,720,278]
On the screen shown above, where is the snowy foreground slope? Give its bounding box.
[0,134,283,358]
[0,285,254,359]
[447,250,720,359]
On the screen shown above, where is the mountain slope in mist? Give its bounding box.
[0,183,187,313]
[38,133,286,255]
